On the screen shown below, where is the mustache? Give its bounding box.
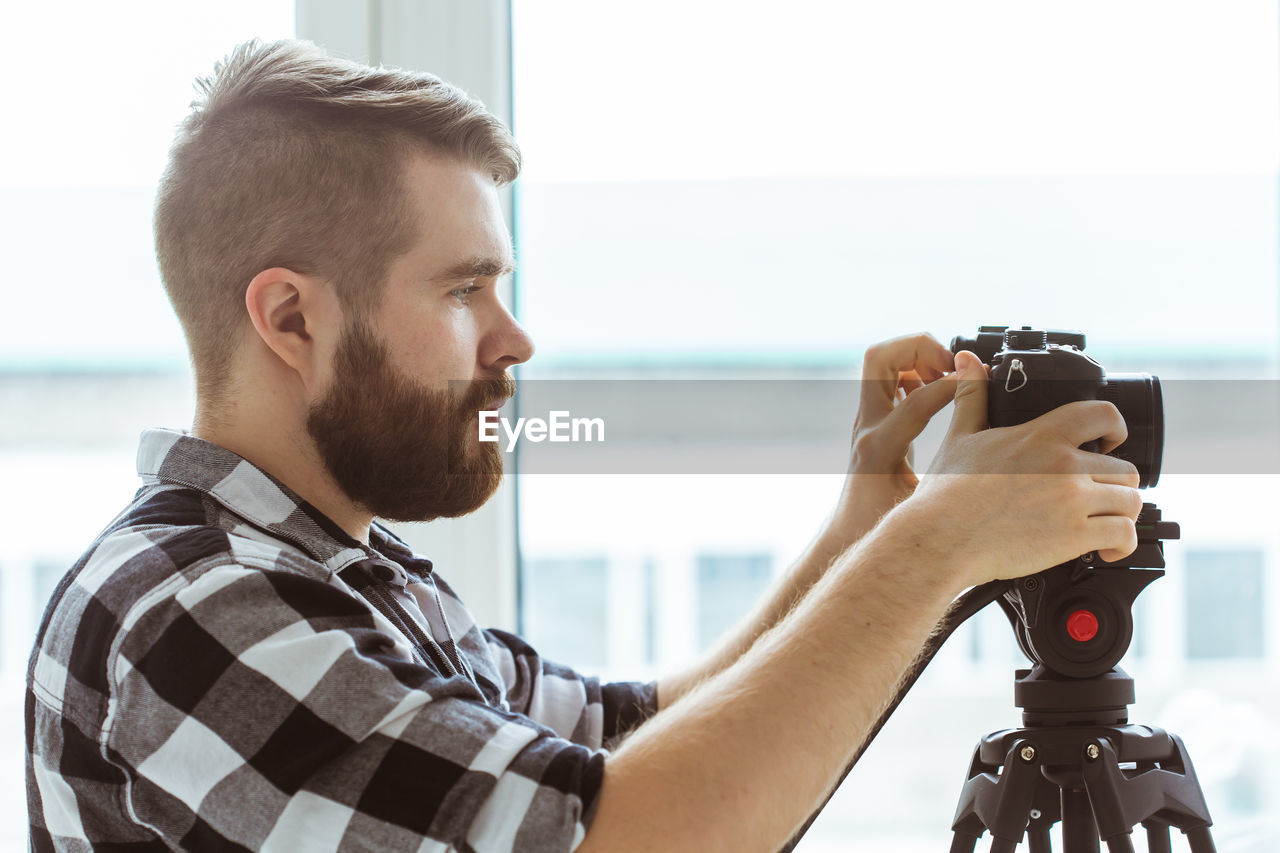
[459,373,517,410]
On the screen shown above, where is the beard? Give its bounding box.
[306,320,514,523]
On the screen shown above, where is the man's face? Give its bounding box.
[306,153,533,522]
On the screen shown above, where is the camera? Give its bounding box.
[949,326,1175,679]
[950,325,1164,488]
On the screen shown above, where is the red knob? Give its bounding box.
[1066,609,1100,643]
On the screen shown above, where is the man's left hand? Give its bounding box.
[822,332,963,552]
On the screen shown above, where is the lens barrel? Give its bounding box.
[1098,374,1164,488]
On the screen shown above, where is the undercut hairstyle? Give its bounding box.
[154,38,520,399]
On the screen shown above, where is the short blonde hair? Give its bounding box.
[154,39,520,398]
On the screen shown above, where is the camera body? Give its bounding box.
[950,325,1164,488]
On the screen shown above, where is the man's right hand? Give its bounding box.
[906,350,1144,587]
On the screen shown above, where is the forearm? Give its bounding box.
[659,335,956,714]
[582,500,967,852]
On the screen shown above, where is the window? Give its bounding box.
[696,553,773,653]
[523,556,611,668]
[31,562,66,625]
[1185,549,1266,660]
[512,2,1280,847]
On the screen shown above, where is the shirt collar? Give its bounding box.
[136,427,428,577]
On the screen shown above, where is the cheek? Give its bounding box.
[390,310,480,383]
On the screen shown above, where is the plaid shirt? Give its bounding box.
[26,428,657,852]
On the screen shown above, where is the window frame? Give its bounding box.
[295,0,520,631]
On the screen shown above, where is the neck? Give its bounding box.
[192,404,374,545]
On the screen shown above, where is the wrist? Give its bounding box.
[858,495,976,602]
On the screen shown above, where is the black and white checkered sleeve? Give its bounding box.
[482,629,658,752]
[108,562,609,851]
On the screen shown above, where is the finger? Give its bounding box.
[917,364,946,383]
[1097,547,1134,564]
[1089,515,1139,563]
[1095,434,1128,457]
[1038,400,1128,452]
[1071,450,1141,488]
[859,333,955,422]
[898,371,924,397]
[872,373,962,458]
[1085,482,1144,520]
[945,351,990,437]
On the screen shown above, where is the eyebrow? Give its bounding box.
[429,255,516,284]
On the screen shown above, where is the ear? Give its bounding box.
[244,267,340,393]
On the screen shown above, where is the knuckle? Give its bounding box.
[1047,472,1084,509]
[1067,475,1092,507]
[1119,520,1139,554]
[1102,400,1129,431]
[1046,442,1077,474]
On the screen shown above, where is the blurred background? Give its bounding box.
[2,1,1277,850]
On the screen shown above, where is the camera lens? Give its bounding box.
[1099,374,1163,488]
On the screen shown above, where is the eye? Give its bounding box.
[450,283,482,304]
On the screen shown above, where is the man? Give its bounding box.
[26,39,1142,852]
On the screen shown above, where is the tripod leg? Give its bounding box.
[951,737,1042,852]
[1104,836,1135,853]
[1183,826,1217,853]
[1141,820,1171,853]
[1060,789,1099,853]
[1027,773,1060,853]
[947,829,1018,853]
[1080,733,1216,852]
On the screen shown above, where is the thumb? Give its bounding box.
[946,351,989,437]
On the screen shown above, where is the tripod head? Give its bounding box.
[999,503,1179,680]
[948,503,1216,852]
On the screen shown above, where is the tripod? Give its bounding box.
[948,504,1215,852]
[949,666,1215,853]
[780,504,1217,853]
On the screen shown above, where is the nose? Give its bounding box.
[481,303,535,371]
